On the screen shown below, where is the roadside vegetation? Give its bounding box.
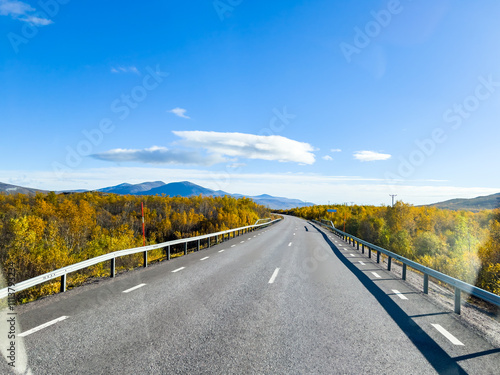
[0,192,273,303]
[282,203,500,296]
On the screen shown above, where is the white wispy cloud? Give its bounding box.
[0,0,32,15]
[111,66,140,74]
[168,107,190,119]
[20,15,52,25]
[173,131,316,164]
[331,148,342,153]
[0,0,52,25]
[354,150,391,162]
[322,155,333,161]
[91,146,226,166]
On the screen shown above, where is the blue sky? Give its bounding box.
[1,0,500,205]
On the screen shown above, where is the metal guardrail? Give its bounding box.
[1,218,281,300]
[254,218,272,225]
[313,220,500,314]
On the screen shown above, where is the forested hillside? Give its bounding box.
[283,203,500,296]
[0,192,272,302]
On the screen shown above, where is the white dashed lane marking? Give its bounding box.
[432,324,464,346]
[172,267,185,273]
[123,283,146,293]
[19,316,69,337]
[269,268,280,284]
[392,290,408,300]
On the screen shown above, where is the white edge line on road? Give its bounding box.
[200,257,209,261]
[431,324,464,346]
[392,289,408,300]
[371,272,381,278]
[218,249,225,253]
[19,316,69,337]
[172,267,185,273]
[122,283,147,293]
[288,242,292,247]
[359,261,366,265]
[269,268,280,284]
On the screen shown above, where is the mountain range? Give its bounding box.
[0,182,47,195]
[0,181,315,210]
[1,180,499,211]
[95,181,315,210]
[425,192,500,212]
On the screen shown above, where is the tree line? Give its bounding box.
[0,191,272,302]
[281,203,500,296]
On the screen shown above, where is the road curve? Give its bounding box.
[2,216,499,374]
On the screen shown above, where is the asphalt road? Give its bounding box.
[1,216,499,374]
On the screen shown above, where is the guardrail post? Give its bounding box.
[184,242,188,255]
[197,239,200,251]
[368,247,371,258]
[376,251,380,263]
[143,251,148,267]
[167,245,171,260]
[402,263,407,280]
[423,273,429,294]
[357,242,359,250]
[110,258,116,278]
[387,256,392,271]
[454,287,461,314]
[208,237,211,248]
[60,274,66,293]
[361,244,364,254]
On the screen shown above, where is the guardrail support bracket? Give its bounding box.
[110,258,116,278]
[454,287,461,314]
[60,274,66,293]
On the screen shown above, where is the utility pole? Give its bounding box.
[389,194,397,207]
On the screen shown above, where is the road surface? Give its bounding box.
[2,216,499,374]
